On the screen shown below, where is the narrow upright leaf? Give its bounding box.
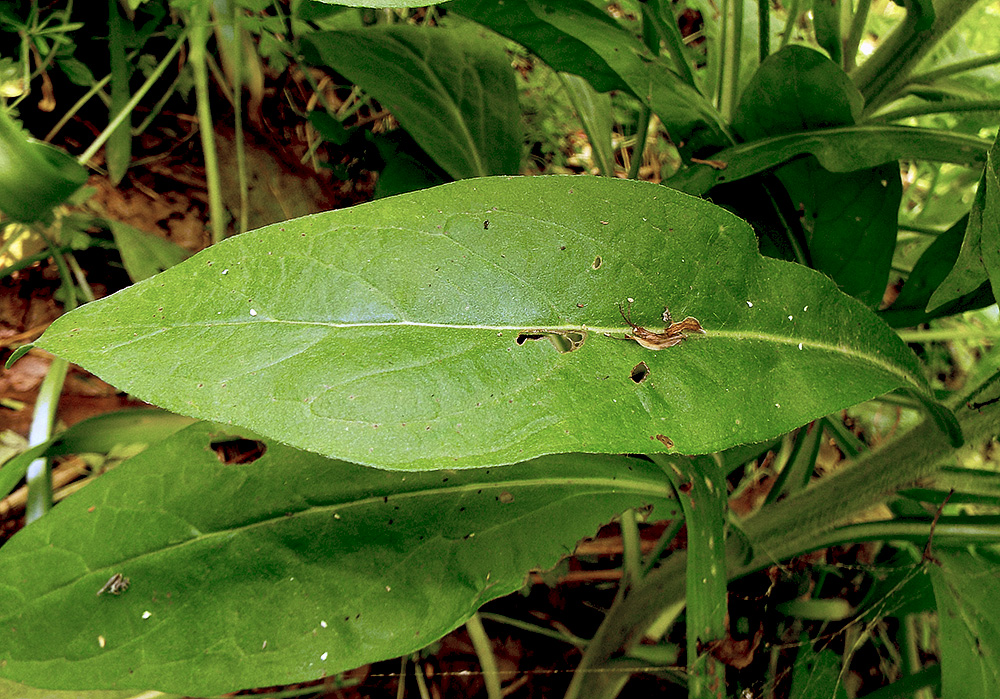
[35,177,940,469]
[301,24,520,180]
[928,131,1000,312]
[451,0,729,152]
[560,72,615,176]
[657,454,728,698]
[108,221,190,282]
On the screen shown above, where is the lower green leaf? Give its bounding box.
[929,548,1000,699]
[0,422,677,695]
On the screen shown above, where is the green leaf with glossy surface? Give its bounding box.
[300,24,520,180]
[36,176,939,469]
[0,422,677,695]
[929,548,1000,699]
[668,126,991,196]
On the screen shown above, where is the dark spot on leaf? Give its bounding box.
[631,361,650,383]
[515,331,587,353]
[654,434,675,449]
[211,438,266,464]
[484,220,489,229]
[592,255,603,269]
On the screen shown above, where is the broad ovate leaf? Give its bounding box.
[35,176,938,469]
[0,422,677,695]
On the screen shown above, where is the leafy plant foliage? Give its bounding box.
[1,0,999,697]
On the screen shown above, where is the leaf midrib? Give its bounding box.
[66,318,920,383]
[6,474,670,611]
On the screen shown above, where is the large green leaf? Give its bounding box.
[929,548,1000,699]
[35,176,938,469]
[0,422,677,695]
[733,47,901,307]
[300,24,520,181]
[450,0,729,152]
[733,46,862,141]
[668,126,990,196]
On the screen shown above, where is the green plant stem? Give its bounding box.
[627,105,651,180]
[642,516,684,576]
[620,509,642,589]
[479,612,588,648]
[0,244,112,280]
[852,0,982,113]
[186,0,227,245]
[906,51,1000,86]
[758,0,769,63]
[396,657,407,699]
[24,233,78,524]
[777,0,800,50]
[412,653,432,699]
[717,0,744,120]
[44,73,111,142]
[230,4,249,236]
[811,515,1000,550]
[842,0,871,73]
[569,403,999,699]
[642,1,699,90]
[896,326,1000,343]
[822,414,864,458]
[25,356,67,523]
[465,613,503,699]
[868,99,1000,123]
[77,30,188,167]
